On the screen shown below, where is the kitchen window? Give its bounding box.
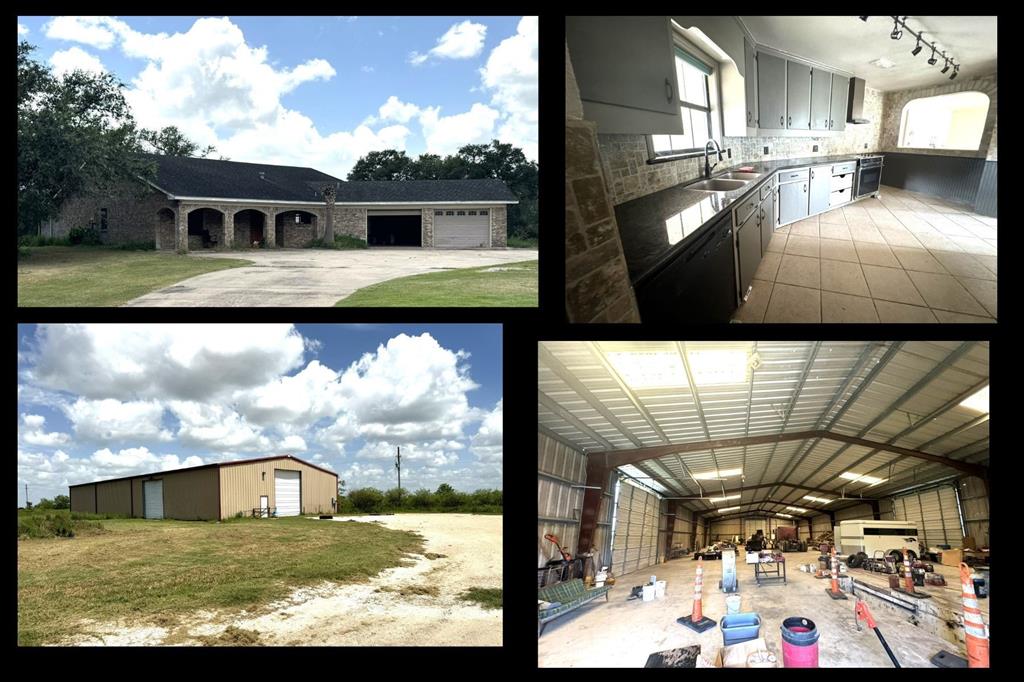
[897,91,990,151]
[648,42,719,160]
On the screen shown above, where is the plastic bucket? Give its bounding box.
[721,612,761,645]
[655,580,667,598]
[642,584,655,602]
[780,617,819,668]
[725,594,742,614]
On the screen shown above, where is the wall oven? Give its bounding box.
[854,155,884,199]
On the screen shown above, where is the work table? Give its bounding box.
[615,152,882,284]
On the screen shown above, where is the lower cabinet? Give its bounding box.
[779,180,809,225]
[736,208,761,303]
[809,166,831,215]
[759,186,775,256]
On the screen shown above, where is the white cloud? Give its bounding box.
[378,95,421,124]
[168,401,271,451]
[44,16,121,49]
[279,435,307,451]
[49,47,107,77]
[66,398,172,442]
[18,23,29,37]
[19,414,70,447]
[361,65,374,73]
[470,399,502,463]
[479,16,538,160]
[90,446,203,474]
[419,103,500,156]
[410,20,487,65]
[28,323,306,401]
[356,440,461,467]
[236,360,344,427]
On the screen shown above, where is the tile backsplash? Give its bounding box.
[598,86,883,206]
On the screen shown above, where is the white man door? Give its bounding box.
[434,208,490,248]
[274,470,301,516]
[144,480,164,519]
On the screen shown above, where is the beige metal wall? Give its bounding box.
[811,514,832,537]
[671,506,694,551]
[131,478,143,518]
[958,476,988,546]
[219,458,336,519]
[890,485,964,548]
[148,467,220,520]
[708,518,742,540]
[96,479,132,515]
[611,479,660,577]
[69,485,96,513]
[537,432,586,567]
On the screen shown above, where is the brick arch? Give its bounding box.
[233,208,271,248]
[154,207,176,250]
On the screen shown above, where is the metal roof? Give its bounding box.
[538,341,989,519]
[68,454,338,487]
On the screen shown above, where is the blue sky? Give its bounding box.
[17,16,537,178]
[17,324,502,505]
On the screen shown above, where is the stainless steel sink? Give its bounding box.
[717,171,764,181]
[689,178,749,192]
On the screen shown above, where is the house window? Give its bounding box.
[445,210,454,216]
[898,91,990,151]
[99,208,108,232]
[649,41,719,160]
[456,210,466,216]
[479,209,488,216]
[434,210,444,216]
[468,210,477,215]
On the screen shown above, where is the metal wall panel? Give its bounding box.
[890,485,963,548]
[537,432,587,567]
[96,479,132,515]
[708,519,742,540]
[69,484,96,514]
[811,514,832,536]
[671,506,693,551]
[835,503,873,522]
[219,459,336,519]
[958,476,989,546]
[612,480,660,577]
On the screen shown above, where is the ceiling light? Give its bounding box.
[785,506,808,513]
[959,385,988,413]
[890,17,903,40]
[776,513,793,518]
[870,58,895,69]
[686,345,754,385]
[803,495,833,504]
[859,16,869,21]
[911,36,922,56]
[605,351,688,389]
[839,471,887,486]
[949,64,959,80]
[927,44,938,66]
[709,494,741,503]
[941,58,951,74]
[717,506,740,513]
[692,468,743,480]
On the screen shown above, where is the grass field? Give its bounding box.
[335,259,537,307]
[17,246,252,307]
[17,514,423,646]
[460,587,502,610]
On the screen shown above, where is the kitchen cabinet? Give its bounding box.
[808,165,831,215]
[786,60,811,129]
[757,51,786,130]
[830,74,849,131]
[744,37,757,127]
[810,68,832,131]
[736,208,761,302]
[779,178,809,225]
[565,16,682,134]
[760,183,776,255]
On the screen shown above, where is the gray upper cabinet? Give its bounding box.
[810,68,832,131]
[757,52,786,130]
[744,37,757,127]
[786,61,810,130]
[808,166,831,215]
[830,74,849,131]
[566,16,682,134]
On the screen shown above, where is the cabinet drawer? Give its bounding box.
[829,187,852,207]
[830,173,853,191]
[734,192,760,226]
[779,168,809,184]
[832,161,857,175]
[759,181,773,201]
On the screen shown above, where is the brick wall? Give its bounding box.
[283,223,315,247]
[47,185,174,245]
[335,207,366,239]
[421,208,434,247]
[490,205,507,247]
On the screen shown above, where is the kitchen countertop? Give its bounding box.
[615,152,882,284]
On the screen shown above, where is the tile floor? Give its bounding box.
[732,185,997,323]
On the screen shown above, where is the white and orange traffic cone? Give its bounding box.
[825,546,848,600]
[894,551,931,599]
[677,556,717,632]
[960,562,989,667]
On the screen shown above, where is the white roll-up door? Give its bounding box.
[144,480,163,519]
[611,480,660,577]
[434,208,489,248]
[274,470,301,516]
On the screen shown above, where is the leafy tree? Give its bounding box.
[139,125,216,158]
[347,150,416,181]
[35,498,54,510]
[410,488,434,508]
[348,487,385,513]
[384,487,406,509]
[52,494,71,510]
[337,478,347,498]
[435,483,455,497]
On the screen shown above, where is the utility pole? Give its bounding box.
[395,446,402,503]
[24,483,28,508]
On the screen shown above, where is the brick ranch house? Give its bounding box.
[43,154,519,251]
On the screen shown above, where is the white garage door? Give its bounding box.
[275,470,301,517]
[434,209,489,248]
[611,479,660,577]
[144,480,163,519]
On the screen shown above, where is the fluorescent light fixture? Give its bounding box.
[785,506,808,513]
[717,506,740,513]
[803,495,833,504]
[959,385,989,413]
[605,351,688,389]
[708,494,741,503]
[776,513,793,518]
[686,346,753,385]
[692,467,743,480]
[839,472,887,486]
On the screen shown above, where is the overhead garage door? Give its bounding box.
[275,470,301,517]
[611,479,660,577]
[367,211,422,247]
[144,480,163,519]
[434,209,489,248]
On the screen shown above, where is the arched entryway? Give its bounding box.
[155,208,176,250]
[234,209,267,247]
[275,210,318,248]
[186,208,224,249]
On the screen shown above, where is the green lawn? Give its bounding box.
[460,587,502,610]
[17,246,252,306]
[17,515,423,645]
[336,259,537,307]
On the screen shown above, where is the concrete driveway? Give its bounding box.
[124,248,538,307]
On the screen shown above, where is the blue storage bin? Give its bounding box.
[721,612,762,645]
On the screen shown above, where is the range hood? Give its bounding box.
[846,77,871,124]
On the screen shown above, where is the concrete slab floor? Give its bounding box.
[538,552,986,668]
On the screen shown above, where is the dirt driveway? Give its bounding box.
[64,514,502,646]
[123,248,537,307]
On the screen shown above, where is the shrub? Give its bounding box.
[307,235,368,250]
[410,488,434,509]
[384,487,406,509]
[17,510,106,539]
[68,226,102,245]
[506,236,538,249]
[113,240,156,251]
[348,487,385,513]
[18,234,71,247]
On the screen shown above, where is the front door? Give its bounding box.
[249,224,264,246]
[260,495,269,517]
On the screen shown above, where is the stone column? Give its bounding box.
[490,206,507,248]
[222,209,234,248]
[265,210,275,248]
[421,208,434,247]
[176,204,190,252]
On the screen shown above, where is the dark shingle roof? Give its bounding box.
[143,155,517,204]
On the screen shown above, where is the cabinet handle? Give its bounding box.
[811,170,814,179]
[780,116,784,126]
[803,184,807,193]
[665,78,673,102]
[788,116,792,127]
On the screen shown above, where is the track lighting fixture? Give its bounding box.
[949,64,959,80]
[859,16,869,21]
[875,17,961,78]
[927,44,938,65]
[940,58,950,74]
[890,17,903,39]
[911,35,922,56]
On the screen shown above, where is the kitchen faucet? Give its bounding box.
[704,139,724,178]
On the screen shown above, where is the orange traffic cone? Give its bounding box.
[894,551,931,599]
[677,556,717,632]
[825,546,848,600]
[960,562,989,668]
